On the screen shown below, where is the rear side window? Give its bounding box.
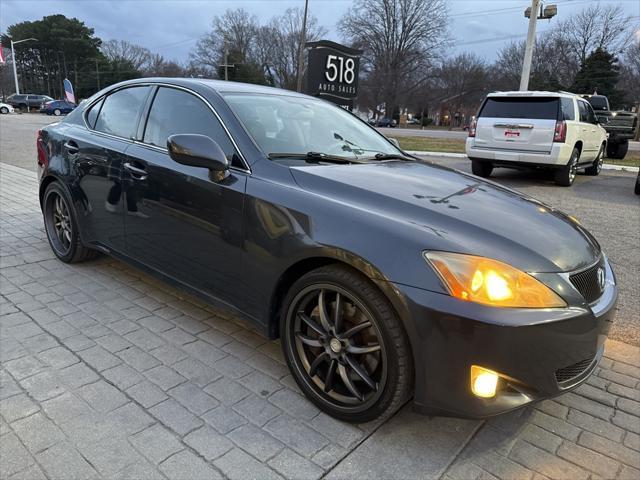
[94,86,151,139]
[577,101,590,122]
[143,87,241,167]
[479,97,559,119]
[560,98,575,121]
[85,98,104,129]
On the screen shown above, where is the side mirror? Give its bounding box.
[388,137,401,148]
[167,134,229,172]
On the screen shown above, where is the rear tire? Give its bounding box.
[0,107,8,114]
[53,109,61,116]
[281,264,413,423]
[607,140,629,160]
[585,144,604,176]
[555,147,579,186]
[43,182,98,263]
[471,160,493,178]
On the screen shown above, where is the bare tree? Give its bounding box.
[101,39,152,70]
[618,39,640,107]
[556,5,636,64]
[143,53,185,77]
[433,53,488,128]
[190,8,260,75]
[339,0,449,116]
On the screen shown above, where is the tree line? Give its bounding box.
[1,1,638,116]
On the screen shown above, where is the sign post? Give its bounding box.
[304,40,362,109]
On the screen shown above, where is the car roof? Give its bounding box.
[487,90,579,99]
[113,77,316,100]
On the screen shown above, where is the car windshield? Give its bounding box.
[223,93,400,160]
[587,96,608,111]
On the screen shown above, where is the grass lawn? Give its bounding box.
[389,135,640,168]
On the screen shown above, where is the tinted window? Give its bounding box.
[94,86,150,138]
[143,87,241,167]
[577,101,590,122]
[85,98,104,129]
[479,97,559,119]
[587,96,608,111]
[560,98,575,121]
[584,102,597,123]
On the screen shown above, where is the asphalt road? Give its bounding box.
[2,112,638,345]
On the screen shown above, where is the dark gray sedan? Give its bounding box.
[36,78,617,422]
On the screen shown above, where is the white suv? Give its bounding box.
[466,91,608,186]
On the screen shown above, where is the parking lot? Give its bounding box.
[1,112,639,480]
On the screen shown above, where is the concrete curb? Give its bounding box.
[405,150,640,172]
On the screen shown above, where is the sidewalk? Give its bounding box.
[1,162,639,480]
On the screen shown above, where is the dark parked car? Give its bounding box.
[37,78,617,422]
[40,100,77,116]
[7,93,54,111]
[376,117,396,127]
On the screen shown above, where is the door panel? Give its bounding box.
[63,125,129,252]
[123,145,247,307]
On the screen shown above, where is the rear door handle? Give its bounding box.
[124,162,148,180]
[64,141,79,154]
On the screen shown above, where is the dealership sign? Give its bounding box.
[305,40,362,108]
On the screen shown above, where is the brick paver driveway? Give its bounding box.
[1,161,639,480]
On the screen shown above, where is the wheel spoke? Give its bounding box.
[295,332,323,348]
[317,289,332,332]
[309,352,329,377]
[324,359,337,392]
[334,293,343,333]
[347,343,381,355]
[346,356,377,391]
[340,321,372,339]
[299,312,325,336]
[338,363,363,401]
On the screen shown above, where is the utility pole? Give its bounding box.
[520,1,557,91]
[296,0,310,93]
[10,37,37,95]
[219,38,235,81]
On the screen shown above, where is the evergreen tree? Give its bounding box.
[571,48,623,108]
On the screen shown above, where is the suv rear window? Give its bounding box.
[479,97,559,120]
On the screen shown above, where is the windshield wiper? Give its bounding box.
[371,153,415,161]
[268,152,367,164]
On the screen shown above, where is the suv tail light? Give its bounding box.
[36,129,49,167]
[553,120,566,143]
[468,119,477,138]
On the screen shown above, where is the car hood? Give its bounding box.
[290,160,600,273]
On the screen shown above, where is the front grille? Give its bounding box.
[555,357,594,384]
[569,259,605,304]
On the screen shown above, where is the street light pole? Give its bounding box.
[520,2,557,91]
[10,37,38,95]
[520,0,541,91]
[296,0,310,93]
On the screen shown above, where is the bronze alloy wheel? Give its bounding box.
[44,190,73,256]
[286,283,388,414]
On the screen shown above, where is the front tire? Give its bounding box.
[43,182,97,263]
[0,107,8,114]
[585,144,604,175]
[555,147,579,186]
[281,264,413,423]
[471,160,493,178]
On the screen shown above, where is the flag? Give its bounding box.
[63,78,75,103]
[0,48,5,65]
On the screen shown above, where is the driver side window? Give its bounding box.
[143,87,243,168]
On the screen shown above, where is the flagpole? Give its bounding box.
[9,38,37,96]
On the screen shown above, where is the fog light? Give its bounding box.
[471,365,498,398]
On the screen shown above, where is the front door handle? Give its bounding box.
[64,141,79,154]
[124,162,148,180]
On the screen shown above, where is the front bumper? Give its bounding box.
[397,258,617,418]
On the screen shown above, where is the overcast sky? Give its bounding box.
[1,0,638,63]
